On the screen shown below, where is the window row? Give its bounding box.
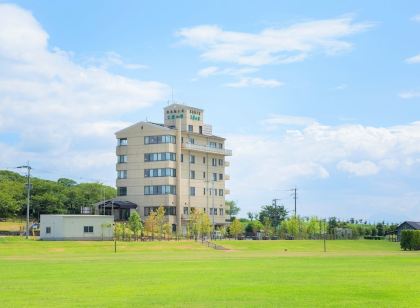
[144,206,176,216]
[144,135,176,145]
[144,185,176,195]
[209,208,224,216]
[192,187,224,196]
[144,168,176,177]
[181,155,223,166]
[209,142,223,149]
[144,152,176,162]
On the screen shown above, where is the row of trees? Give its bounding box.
[0,170,116,218]
[400,230,420,250]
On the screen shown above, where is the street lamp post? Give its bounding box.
[17,163,31,239]
[212,180,215,240]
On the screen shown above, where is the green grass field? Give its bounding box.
[0,238,419,307]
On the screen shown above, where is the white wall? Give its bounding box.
[40,215,114,240]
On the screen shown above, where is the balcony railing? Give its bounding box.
[182,143,232,156]
[224,174,230,181]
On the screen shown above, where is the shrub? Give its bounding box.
[400,230,420,251]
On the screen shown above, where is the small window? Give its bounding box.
[190,187,196,196]
[117,187,127,196]
[46,227,51,234]
[188,125,193,132]
[190,170,195,179]
[203,157,206,164]
[212,173,217,181]
[118,138,128,146]
[219,173,223,180]
[84,226,94,233]
[190,155,195,164]
[203,171,206,179]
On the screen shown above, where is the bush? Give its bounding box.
[400,230,420,250]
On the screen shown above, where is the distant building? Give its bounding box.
[40,215,114,240]
[396,221,420,240]
[114,103,232,234]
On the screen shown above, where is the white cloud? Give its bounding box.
[225,77,283,88]
[399,91,420,99]
[336,160,380,176]
[261,115,317,129]
[405,54,420,64]
[334,83,348,90]
[177,17,373,67]
[0,3,168,181]
[197,66,220,77]
[88,51,148,70]
[411,14,420,22]
[227,118,420,207]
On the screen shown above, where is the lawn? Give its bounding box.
[0,238,419,307]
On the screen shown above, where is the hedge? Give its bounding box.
[400,230,420,251]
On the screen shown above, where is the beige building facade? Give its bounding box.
[115,103,232,233]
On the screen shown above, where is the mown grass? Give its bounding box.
[0,238,419,307]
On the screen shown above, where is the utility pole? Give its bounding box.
[17,163,31,239]
[291,187,297,218]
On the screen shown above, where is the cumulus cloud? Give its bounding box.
[227,118,420,207]
[177,17,373,67]
[405,54,420,64]
[0,3,168,182]
[411,14,420,22]
[336,160,380,176]
[399,91,420,99]
[225,77,283,88]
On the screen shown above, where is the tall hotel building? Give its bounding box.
[115,103,232,233]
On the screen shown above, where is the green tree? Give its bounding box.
[198,212,211,240]
[155,206,166,240]
[230,218,244,239]
[258,204,288,228]
[145,211,157,240]
[225,200,240,218]
[128,212,143,240]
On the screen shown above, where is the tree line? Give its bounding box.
[0,170,116,219]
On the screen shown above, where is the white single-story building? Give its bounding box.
[40,215,114,240]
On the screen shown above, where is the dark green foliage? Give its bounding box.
[0,170,116,219]
[258,204,287,228]
[400,230,420,251]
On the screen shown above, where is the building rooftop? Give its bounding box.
[164,102,203,112]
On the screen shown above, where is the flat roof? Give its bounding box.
[40,215,113,218]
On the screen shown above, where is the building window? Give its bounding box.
[219,189,224,196]
[212,158,217,166]
[219,208,224,216]
[203,171,206,179]
[190,170,195,179]
[218,159,224,166]
[203,188,206,195]
[212,173,217,181]
[46,227,51,234]
[183,207,188,215]
[144,168,176,177]
[219,173,223,180]
[144,206,176,216]
[144,185,176,195]
[181,154,184,162]
[117,187,127,196]
[144,135,176,145]
[188,125,193,132]
[188,137,195,144]
[215,189,218,196]
[144,152,176,162]
[190,155,195,164]
[199,126,203,134]
[209,142,217,148]
[218,143,223,149]
[210,208,218,215]
[117,170,127,179]
[83,226,94,233]
[203,157,206,164]
[118,138,128,146]
[190,187,196,196]
[118,155,128,163]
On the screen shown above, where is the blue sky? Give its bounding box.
[1,1,420,222]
